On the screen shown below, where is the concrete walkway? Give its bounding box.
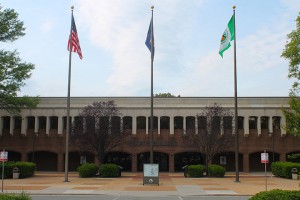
[0,172,299,197]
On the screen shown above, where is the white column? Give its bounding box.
[257,116,261,136]
[244,116,249,135]
[170,116,174,135]
[146,116,149,135]
[220,117,224,135]
[195,116,198,135]
[0,117,3,135]
[9,116,14,135]
[46,116,50,135]
[281,116,286,135]
[34,116,38,133]
[21,116,27,135]
[268,116,273,133]
[83,117,87,133]
[132,116,137,135]
[183,116,186,135]
[57,116,63,135]
[158,116,161,135]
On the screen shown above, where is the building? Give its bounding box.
[0,97,298,172]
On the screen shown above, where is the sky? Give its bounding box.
[1,0,300,97]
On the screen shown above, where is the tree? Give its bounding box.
[0,4,38,115]
[281,14,300,136]
[188,103,234,175]
[70,101,126,165]
[154,92,180,97]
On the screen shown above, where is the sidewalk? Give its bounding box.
[0,172,299,196]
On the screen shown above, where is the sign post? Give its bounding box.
[143,164,159,185]
[0,150,8,193]
[261,150,269,191]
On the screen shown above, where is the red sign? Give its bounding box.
[261,153,269,164]
[0,151,8,162]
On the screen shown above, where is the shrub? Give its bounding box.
[187,164,205,177]
[208,164,225,177]
[249,189,300,200]
[0,162,35,179]
[271,162,300,179]
[0,192,31,200]
[77,163,98,178]
[14,162,36,178]
[99,164,120,178]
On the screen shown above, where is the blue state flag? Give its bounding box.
[145,16,154,55]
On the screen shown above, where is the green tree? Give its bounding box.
[0,4,38,115]
[154,92,180,97]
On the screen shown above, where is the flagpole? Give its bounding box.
[64,5,73,182]
[233,5,240,183]
[150,5,154,164]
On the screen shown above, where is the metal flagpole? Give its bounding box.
[150,6,154,164]
[64,6,74,182]
[233,5,240,182]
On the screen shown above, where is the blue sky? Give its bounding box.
[1,0,300,97]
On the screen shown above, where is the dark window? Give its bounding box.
[212,116,221,132]
[99,116,109,130]
[50,116,58,129]
[123,116,132,129]
[3,116,10,129]
[74,116,83,131]
[273,116,281,129]
[63,116,72,129]
[148,116,158,129]
[261,116,269,129]
[14,117,22,129]
[223,116,232,130]
[27,116,35,129]
[39,116,46,129]
[137,116,146,129]
[160,116,170,129]
[186,116,195,130]
[174,116,183,129]
[249,116,257,129]
[198,116,206,129]
[86,116,95,132]
[238,116,244,129]
[112,116,121,130]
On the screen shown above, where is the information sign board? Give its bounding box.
[143,164,159,185]
[0,151,8,162]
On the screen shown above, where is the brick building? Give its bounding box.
[0,97,298,172]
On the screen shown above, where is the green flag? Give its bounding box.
[219,15,234,58]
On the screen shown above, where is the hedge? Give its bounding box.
[208,164,226,177]
[0,192,31,200]
[77,163,98,178]
[249,189,300,200]
[99,164,120,178]
[271,162,300,179]
[0,162,36,179]
[187,165,205,177]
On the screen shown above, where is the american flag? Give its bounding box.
[68,14,82,59]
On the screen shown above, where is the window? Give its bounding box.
[123,116,132,129]
[137,116,146,129]
[174,116,183,129]
[249,116,257,129]
[186,116,195,130]
[39,116,46,129]
[27,116,35,129]
[3,116,10,129]
[273,116,281,130]
[63,116,72,129]
[14,117,22,130]
[238,116,244,129]
[223,116,232,130]
[198,116,206,129]
[261,116,269,129]
[160,116,169,129]
[50,116,58,129]
[148,116,158,129]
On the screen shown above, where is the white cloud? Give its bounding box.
[40,19,54,33]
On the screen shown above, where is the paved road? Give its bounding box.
[31,195,251,200]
